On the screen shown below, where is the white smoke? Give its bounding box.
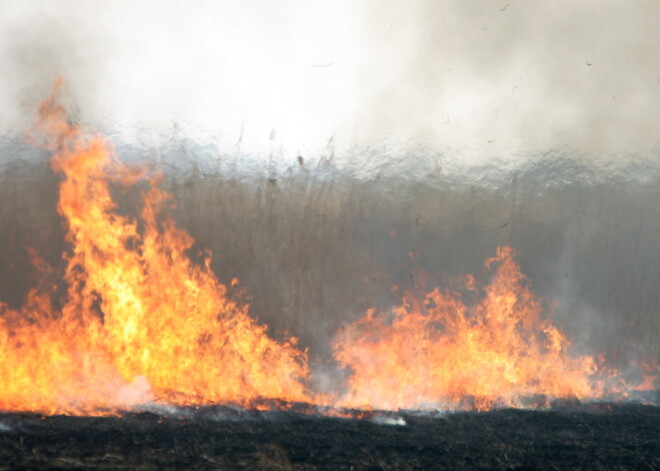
[1,1,659,165]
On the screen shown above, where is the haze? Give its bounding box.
[1,0,659,165]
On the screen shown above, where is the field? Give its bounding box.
[0,403,658,470]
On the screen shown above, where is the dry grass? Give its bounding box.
[0,147,658,368]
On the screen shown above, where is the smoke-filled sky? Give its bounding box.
[1,0,660,163]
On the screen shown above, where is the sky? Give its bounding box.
[1,0,660,164]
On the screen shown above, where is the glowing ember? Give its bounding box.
[333,247,629,411]
[0,80,309,414]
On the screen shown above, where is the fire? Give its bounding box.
[333,247,623,411]
[0,80,655,415]
[0,81,309,414]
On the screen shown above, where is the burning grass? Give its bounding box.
[0,80,656,417]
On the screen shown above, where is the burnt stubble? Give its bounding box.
[0,403,658,470]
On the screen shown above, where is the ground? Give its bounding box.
[0,403,658,470]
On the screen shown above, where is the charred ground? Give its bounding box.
[0,403,658,470]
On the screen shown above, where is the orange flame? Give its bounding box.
[0,81,309,414]
[333,247,631,411]
[0,81,655,415]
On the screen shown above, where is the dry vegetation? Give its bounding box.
[1,141,658,368]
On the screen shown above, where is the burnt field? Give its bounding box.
[0,402,658,470]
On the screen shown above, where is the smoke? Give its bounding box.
[355,0,660,162]
[2,1,660,162]
[0,3,115,134]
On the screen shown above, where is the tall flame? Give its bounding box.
[333,247,623,411]
[0,81,309,414]
[0,81,654,415]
